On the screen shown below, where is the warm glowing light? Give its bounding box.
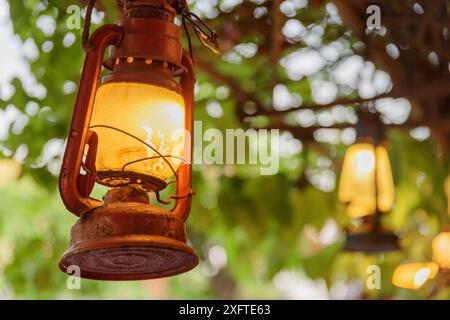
[445,176,450,216]
[90,82,186,183]
[338,143,394,218]
[392,262,439,289]
[432,232,450,269]
[0,159,21,188]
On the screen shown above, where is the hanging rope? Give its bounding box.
[82,0,97,51]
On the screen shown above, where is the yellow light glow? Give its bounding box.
[444,176,450,216]
[338,143,394,218]
[0,159,21,188]
[90,82,186,182]
[392,262,439,289]
[432,232,450,269]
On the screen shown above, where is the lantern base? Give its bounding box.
[59,202,198,280]
[344,231,400,252]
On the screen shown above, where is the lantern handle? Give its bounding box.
[171,50,195,221]
[60,24,124,216]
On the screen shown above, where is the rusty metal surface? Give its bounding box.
[171,52,194,222]
[61,244,197,280]
[103,185,150,204]
[118,0,181,20]
[59,202,198,280]
[59,24,123,217]
[102,59,183,93]
[97,170,168,192]
[111,18,182,67]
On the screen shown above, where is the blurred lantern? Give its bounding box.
[432,232,450,269]
[58,0,218,280]
[339,143,394,218]
[392,262,439,289]
[339,110,399,252]
[392,231,450,292]
[0,158,21,188]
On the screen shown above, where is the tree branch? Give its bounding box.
[250,80,450,116]
[194,56,268,119]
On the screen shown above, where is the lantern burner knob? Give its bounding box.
[103,185,149,204]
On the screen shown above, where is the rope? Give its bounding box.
[82,0,97,51]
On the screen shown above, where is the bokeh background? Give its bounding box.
[0,0,449,299]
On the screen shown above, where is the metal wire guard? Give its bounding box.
[88,125,188,199]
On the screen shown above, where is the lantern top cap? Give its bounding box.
[116,0,220,54]
[355,109,384,143]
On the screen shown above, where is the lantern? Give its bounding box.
[58,0,217,280]
[339,110,399,252]
[432,232,450,269]
[392,262,439,290]
[339,143,394,218]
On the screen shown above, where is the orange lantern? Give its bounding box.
[58,0,217,280]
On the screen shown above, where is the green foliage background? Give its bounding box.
[0,0,449,299]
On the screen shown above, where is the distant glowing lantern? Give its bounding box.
[392,262,439,289]
[339,110,399,252]
[58,0,218,280]
[432,232,450,269]
[339,143,394,218]
[0,158,21,188]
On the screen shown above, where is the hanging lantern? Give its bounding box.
[392,262,439,290]
[339,143,394,218]
[338,110,399,252]
[58,0,218,280]
[432,231,450,269]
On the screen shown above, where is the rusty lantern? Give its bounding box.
[59,0,218,280]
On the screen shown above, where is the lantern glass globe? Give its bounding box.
[338,143,394,218]
[90,82,186,184]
